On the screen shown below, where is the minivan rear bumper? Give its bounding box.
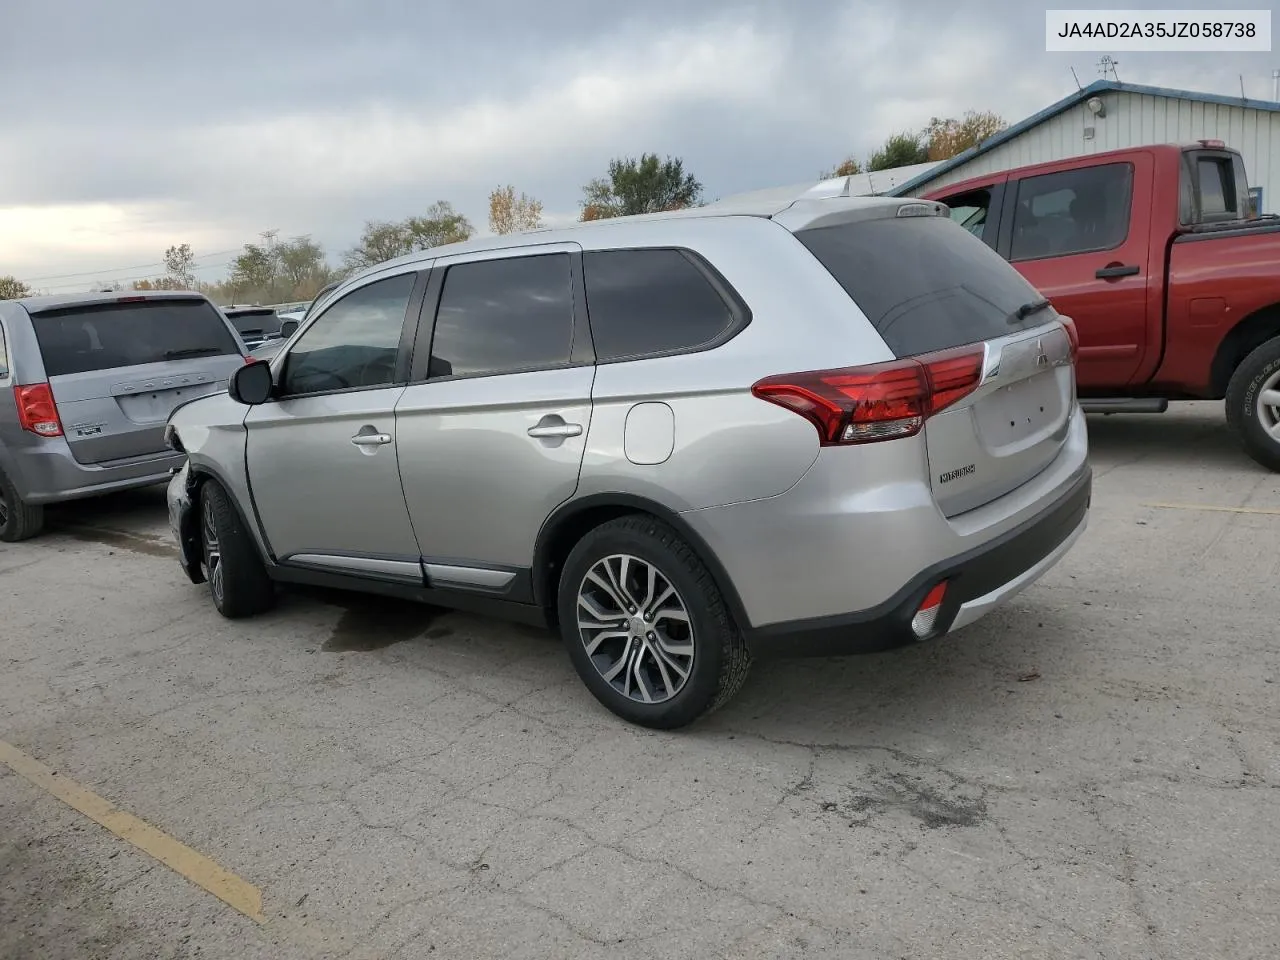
[8,439,183,505]
[742,466,1091,658]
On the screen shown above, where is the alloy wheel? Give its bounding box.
[576,554,695,704]
[1256,367,1280,440]
[0,491,8,528]
[201,494,224,604]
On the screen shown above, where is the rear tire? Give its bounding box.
[1225,336,1280,473]
[0,469,44,542]
[556,514,751,729]
[200,479,275,618]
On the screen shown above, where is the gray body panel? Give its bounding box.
[0,292,246,506]
[166,191,1089,643]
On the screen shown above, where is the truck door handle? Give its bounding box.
[351,433,392,446]
[1096,264,1140,279]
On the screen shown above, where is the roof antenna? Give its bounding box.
[1240,74,1248,101]
[1097,55,1120,82]
[1070,66,1083,91]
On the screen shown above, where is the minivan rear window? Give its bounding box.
[226,310,280,336]
[795,215,1053,358]
[31,299,242,376]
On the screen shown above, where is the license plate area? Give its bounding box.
[973,370,1065,450]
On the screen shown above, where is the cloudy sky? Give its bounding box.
[2,0,1277,290]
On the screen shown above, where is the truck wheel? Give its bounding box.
[1225,336,1280,472]
[0,469,44,542]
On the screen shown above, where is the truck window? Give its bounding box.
[1010,163,1133,262]
[941,188,992,239]
[1198,158,1233,217]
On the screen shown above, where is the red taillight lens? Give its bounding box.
[752,346,984,445]
[14,384,64,437]
[1060,317,1079,362]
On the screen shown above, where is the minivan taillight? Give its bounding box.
[751,346,985,445]
[14,384,64,437]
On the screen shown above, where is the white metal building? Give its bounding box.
[891,79,1280,214]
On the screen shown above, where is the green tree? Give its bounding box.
[403,201,473,250]
[343,203,473,272]
[489,185,544,235]
[163,243,196,289]
[275,236,328,294]
[580,153,702,220]
[228,240,278,299]
[0,275,32,300]
[867,132,930,172]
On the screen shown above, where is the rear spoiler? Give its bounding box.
[24,293,208,315]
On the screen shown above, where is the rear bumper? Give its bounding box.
[743,465,1091,658]
[7,439,183,505]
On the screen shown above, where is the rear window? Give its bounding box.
[226,310,280,336]
[32,299,242,376]
[795,215,1050,358]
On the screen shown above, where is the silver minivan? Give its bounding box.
[0,291,248,541]
[166,192,1090,728]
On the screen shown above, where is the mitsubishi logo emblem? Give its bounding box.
[1035,339,1049,367]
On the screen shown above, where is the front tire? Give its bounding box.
[200,479,275,618]
[1225,336,1280,472]
[556,515,751,729]
[0,469,44,543]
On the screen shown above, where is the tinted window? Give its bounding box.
[429,254,573,378]
[32,299,242,376]
[0,323,8,378]
[282,273,415,395]
[1010,163,1132,261]
[797,215,1049,358]
[582,249,736,361]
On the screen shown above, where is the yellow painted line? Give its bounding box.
[1142,501,1280,517]
[0,739,265,923]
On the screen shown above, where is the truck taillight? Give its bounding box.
[14,384,64,437]
[1061,317,1079,361]
[751,346,985,445]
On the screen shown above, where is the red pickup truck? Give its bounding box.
[916,141,1280,472]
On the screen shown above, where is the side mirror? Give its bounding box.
[229,360,274,405]
[279,318,299,337]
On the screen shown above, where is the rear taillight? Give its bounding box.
[14,384,64,437]
[1061,317,1079,362]
[751,345,985,445]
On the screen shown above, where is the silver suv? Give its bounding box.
[165,192,1091,728]
[0,291,248,541]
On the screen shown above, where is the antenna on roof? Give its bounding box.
[1070,66,1083,91]
[1241,74,1248,100]
[1097,55,1120,82]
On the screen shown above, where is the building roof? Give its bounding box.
[889,79,1280,197]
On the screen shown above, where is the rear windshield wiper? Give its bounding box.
[163,347,223,360]
[1009,298,1053,324]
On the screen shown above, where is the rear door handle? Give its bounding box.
[351,433,392,446]
[527,422,583,439]
[1095,264,1140,279]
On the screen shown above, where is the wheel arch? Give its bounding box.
[185,458,275,565]
[1211,303,1280,397]
[532,493,752,631]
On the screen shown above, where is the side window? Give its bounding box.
[1010,162,1133,261]
[939,189,993,240]
[1198,158,1233,217]
[583,249,738,362]
[281,272,416,396]
[429,253,573,379]
[0,322,8,379]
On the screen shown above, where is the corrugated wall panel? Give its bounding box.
[913,91,1280,212]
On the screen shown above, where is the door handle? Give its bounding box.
[1095,264,1140,279]
[351,433,392,446]
[527,423,583,439]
